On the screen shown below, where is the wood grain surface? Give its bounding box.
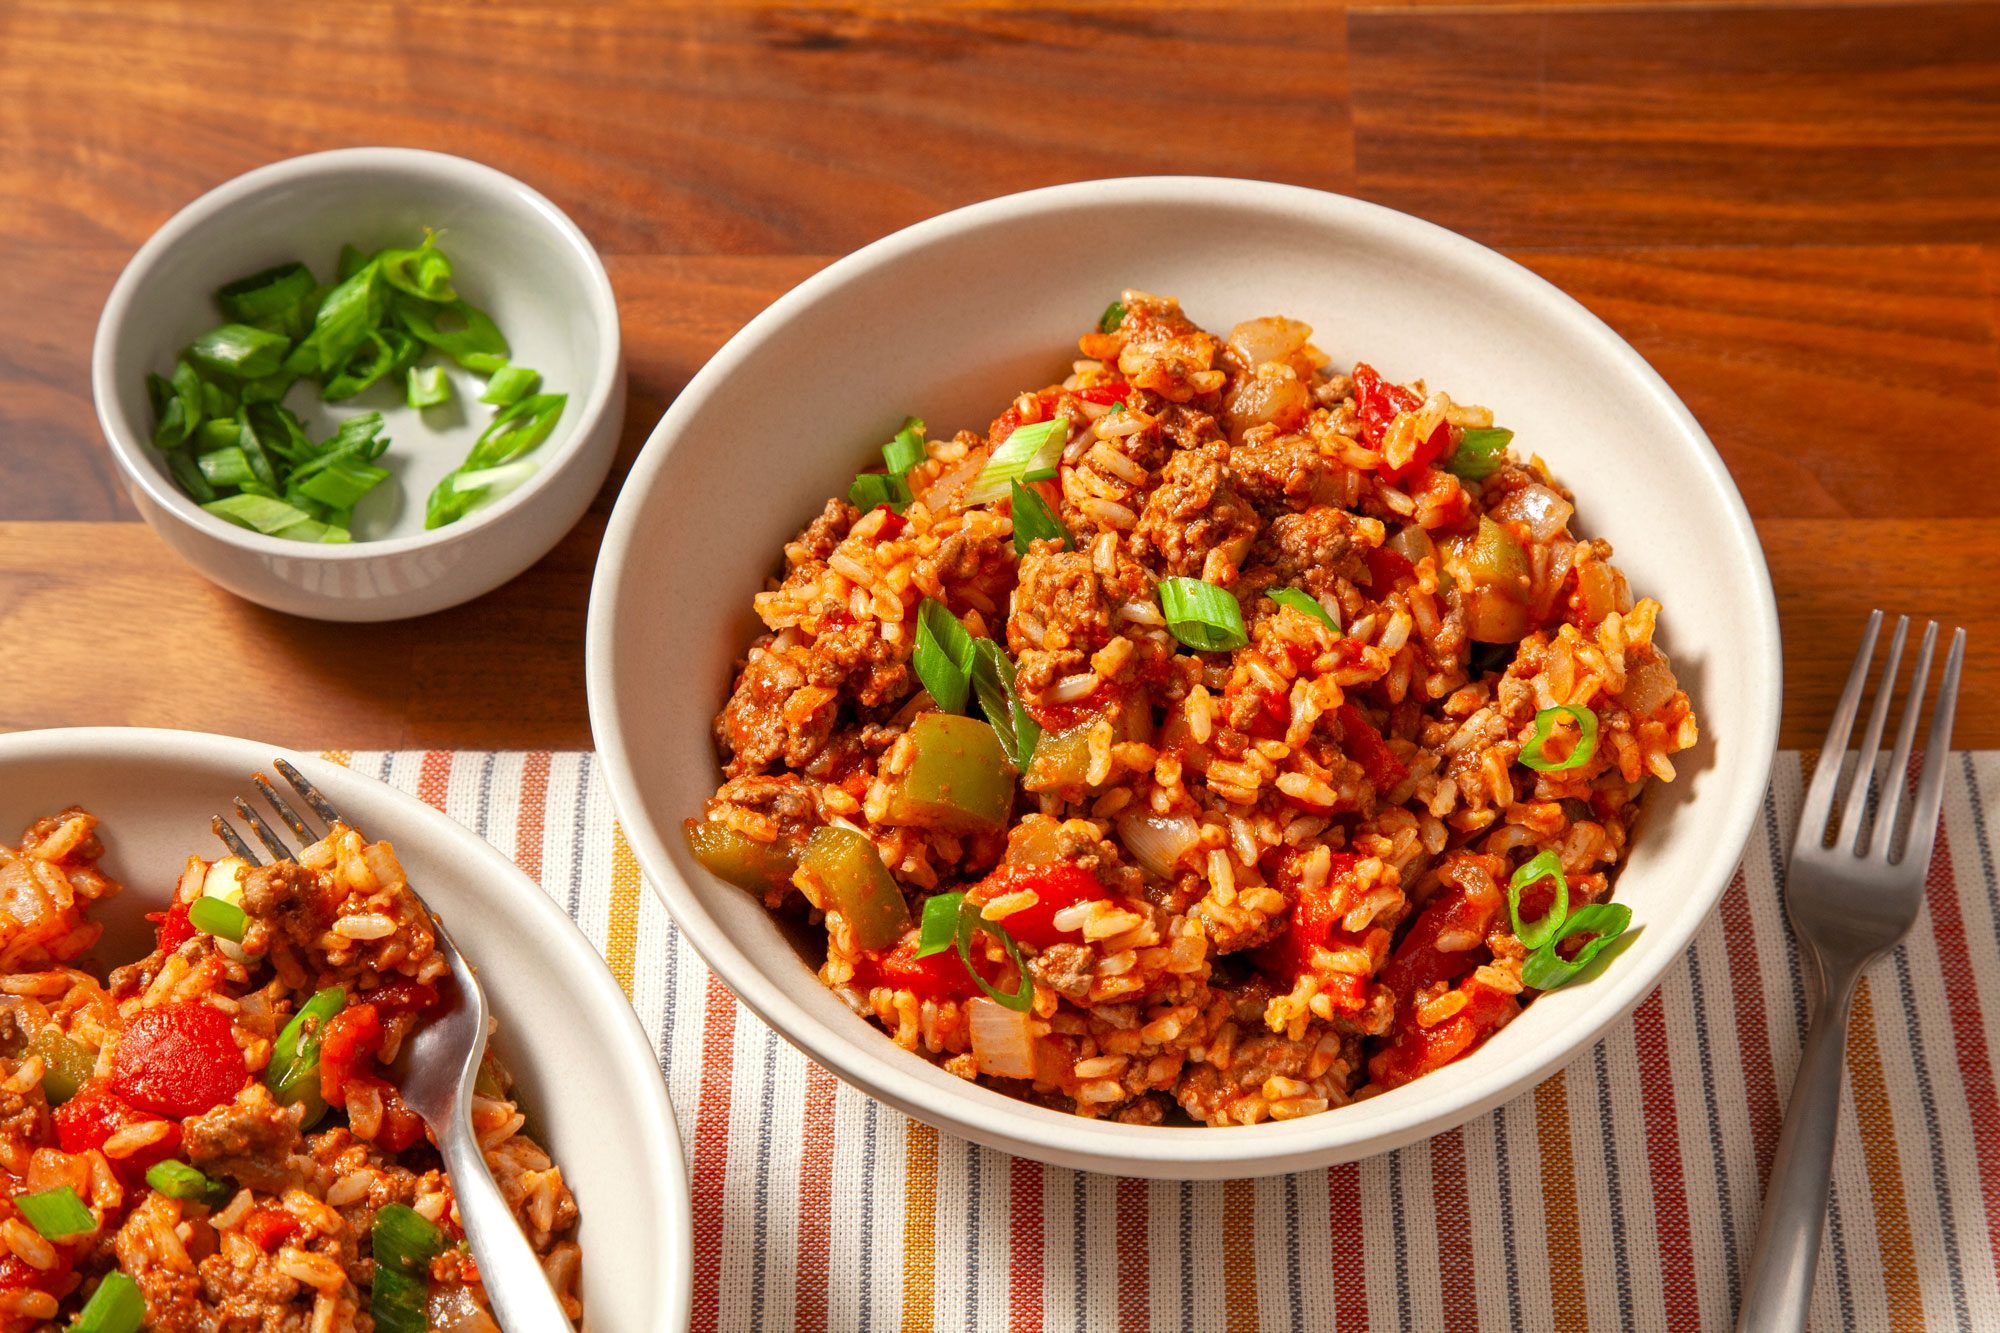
[1,2,1993,750]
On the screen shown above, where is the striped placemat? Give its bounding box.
[340,749,2000,1332]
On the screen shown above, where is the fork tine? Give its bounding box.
[211,815,261,865]
[1869,621,1938,861]
[275,759,345,830]
[1798,610,1881,851]
[1836,615,1908,854]
[254,774,316,845]
[233,797,294,862]
[1901,627,1965,868]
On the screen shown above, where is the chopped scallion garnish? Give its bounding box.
[916,892,966,958]
[1009,480,1069,557]
[145,1160,227,1203]
[196,446,256,490]
[407,364,452,409]
[882,417,926,477]
[848,472,910,514]
[1158,577,1248,652]
[1267,587,1339,632]
[1520,903,1632,991]
[1520,705,1600,772]
[68,1271,144,1333]
[1098,299,1127,334]
[15,1185,94,1240]
[480,364,541,407]
[1446,427,1514,481]
[969,638,1040,770]
[188,323,293,380]
[913,599,977,715]
[1506,851,1569,951]
[964,418,1066,506]
[370,1203,446,1333]
[957,907,1034,1013]
[189,895,247,943]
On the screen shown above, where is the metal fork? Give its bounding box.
[1738,612,1967,1331]
[215,759,573,1331]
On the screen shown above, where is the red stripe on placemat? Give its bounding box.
[1116,1177,1148,1332]
[1327,1162,1368,1331]
[514,751,551,882]
[1633,991,1698,1327]
[1430,1130,1478,1332]
[416,750,451,813]
[690,976,738,1333]
[1718,868,1783,1179]
[1008,1159,1044,1331]
[795,1063,839,1333]
[1920,818,2000,1293]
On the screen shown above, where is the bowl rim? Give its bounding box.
[587,175,1783,1174]
[0,725,694,1322]
[90,146,623,560]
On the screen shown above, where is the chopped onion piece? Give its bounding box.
[1490,482,1573,543]
[967,996,1037,1079]
[1116,810,1201,878]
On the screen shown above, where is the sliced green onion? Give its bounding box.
[1158,577,1248,652]
[1506,850,1570,951]
[296,261,384,375]
[1098,299,1127,334]
[1447,427,1514,482]
[296,456,391,511]
[1009,481,1069,557]
[188,323,292,379]
[965,418,1066,506]
[1521,903,1633,991]
[267,985,345,1125]
[195,418,241,454]
[393,296,509,373]
[202,493,320,536]
[188,895,247,943]
[166,447,217,504]
[370,1203,446,1333]
[145,1160,226,1203]
[234,408,281,490]
[1268,587,1339,633]
[956,908,1033,1013]
[969,638,1040,770]
[150,360,204,450]
[323,329,421,401]
[466,392,566,469]
[375,234,456,304]
[196,446,255,490]
[916,891,966,958]
[913,598,977,715]
[68,1271,143,1333]
[215,262,317,334]
[882,417,926,477]
[849,472,910,513]
[245,403,313,464]
[1520,704,1600,772]
[201,379,238,420]
[15,1185,94,1240]
[480,364,540,407]
[407,364,452,409]
[336,244,370,282]
[450,461,539,496]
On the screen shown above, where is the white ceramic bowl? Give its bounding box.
[93,148,625,622]
[0,728,691,1327]
[587,178,1782,1178]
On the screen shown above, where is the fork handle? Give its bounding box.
[1738,960,1862,1333]
[438,1116,576,1330]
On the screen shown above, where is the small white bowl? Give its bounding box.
[588,178,1782,1178]
[93,148,625,622]
[0,727,691,1328]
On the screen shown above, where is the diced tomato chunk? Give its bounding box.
[1364,546,1417,592]
[346,1073,427,1152]
[318,1004,384,1109]
[244,1205,300,1252]
[148,900,195,955]
[1369,978,1518,1089]
[1073,381,1131,406]
[850,934,982,1002]
[0,1249,72,1295]
[874,505,908,540]
[1350,363,1421,448]
[1337,704,1408,789]
[111,1003,248,1119]
[54,1082,181,1183]
[1252,851,1359,982]
[362,982,440,1018]
[970,863,1107,950]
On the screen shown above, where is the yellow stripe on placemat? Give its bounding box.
[902,1119,938,1333]
[606,822,643,1000]
[1848,976,1923,1328]
[318,751,352,767]
[1535,1074,1589,1327]
[1223,1177,1261,1331]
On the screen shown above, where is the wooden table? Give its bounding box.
[4,1,1994,750]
